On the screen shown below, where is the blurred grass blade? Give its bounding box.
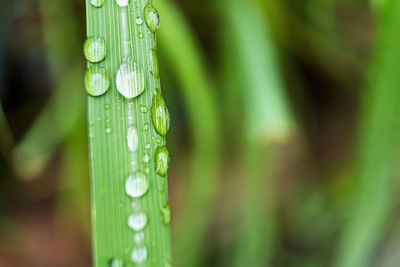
[221,0,294,266]
[334,1,400,266]
[155,0,221,266]
[86,0,171,266]
[12,0,84,179]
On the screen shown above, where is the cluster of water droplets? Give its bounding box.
[87,0,172,265]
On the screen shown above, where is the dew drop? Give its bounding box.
[149,48,159,78]
[109,257,123,267]
[143,153,150,163]
[134,232,145,243]
[145,143,151,150]
[156,138,161,144]
[136,17,143,25]
[160,203,171,226]
[127,126,139,152]
[90,0,104,8]
[105,127,112,134]
[125,172,149,198]
[84,36,106,63]
[144,3,160,33]
[116,58,145,99]
[85,66,110,96]
[105,104,110,110]
[131,247,147,264]
[143,123,150,132]
[115,0,129,7]
[140,105,148,113]
[139,32,144,39]
[151,89,170,136]
[144,166,150,174]
[128,212,148,231]
[155,146,169,177]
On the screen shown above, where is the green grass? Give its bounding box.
[85,0,171,266]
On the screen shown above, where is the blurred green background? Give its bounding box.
[1,0,400,266]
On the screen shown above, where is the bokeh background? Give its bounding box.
[1,0,400,266]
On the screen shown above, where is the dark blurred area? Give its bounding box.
[1,0,400,266]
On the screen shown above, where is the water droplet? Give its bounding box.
[115,0,129,7]
[105,117,111,123]
[143,123,150,132]
[149,48,159,78]
[128,212,148,231]
[144,166,150,174]
[151,89,170,136]
[105,127,112,134]
[131,247,147,264]
[85,66,110,96]
[105,104,110,110]
[84,37,106,63]
[156,138,161,144]
[127,126,139,152]
[145,143,151,150]
[144,4,160,33]
[140,105,148,113]
[155,146,169,176]
[136,17,143,25]
[134,232,145,243]
[143,153,150,163]
[160,203,171,226]
[109,257,123,267]
[125,172,149,198]
[116,58,145,99]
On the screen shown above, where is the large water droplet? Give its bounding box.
[155,146,169,177]
[151,89,170,136]
[160,203,171,226]
[149,49,159,78]
[90,0,104,8]
[128,212,148,231]
[116,58,145,99]
[125,172,149,198]
[109,257,123,267]
[85,66,110,96]
[127,126,139,152]
[144,4,160,33]
[84,37,106,63]
[131,247,147,264]
[115,0,129,7]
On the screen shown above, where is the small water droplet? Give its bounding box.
[140,105,148,113]
[90,0,104,8]
[116,58,145,99]
[125,172,149,198]
[155,146,169,176]
[144,3,160,33]
[149,48,159,78]
[134,232,145,243]
[143,123,150,132]
[131,247,147,264]
[128,212,148,231]
[105,104,110,110]
[156,138,161,144]
[115,0,129,7]
[151,89,170,136]
[127,126,139,152]
[145,143,151,150]
[109,257,123,267]
[138,32,144,39]
[144,166,150,174]
[84,37,106,63]
[85,66,110,96]
[143,153,150,163]
[160,203,171,226]
[136,17,143,25]
[105,117,111,123]
[105,127,112,134]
